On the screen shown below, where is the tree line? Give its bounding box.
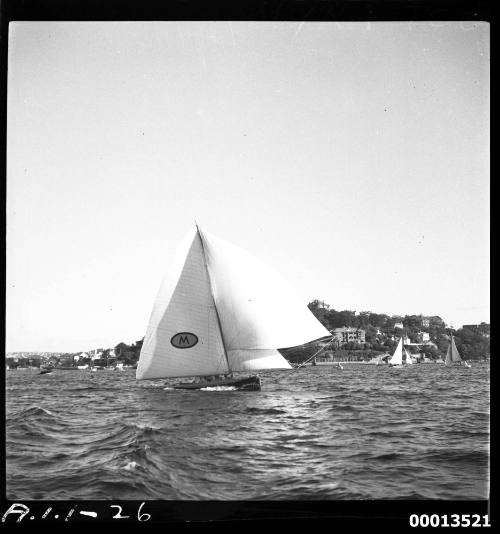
[305,300,490,361]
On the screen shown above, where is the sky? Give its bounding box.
[6,21,490,352]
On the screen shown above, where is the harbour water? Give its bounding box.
[6,363,489,500]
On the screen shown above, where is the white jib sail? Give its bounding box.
[404,348,413,365]
[199,229,331,372]
[450,336,462,362]
[445,343,452,365]
[137,229,228,379]
[445,336,462,365]
[389,338,403,365]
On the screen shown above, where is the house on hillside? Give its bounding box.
[417,331,430,343]
[331,327,366,344]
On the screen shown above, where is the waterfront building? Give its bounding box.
[417,331,430,342]
[331,327,366,344]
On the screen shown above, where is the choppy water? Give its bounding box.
[6,363,489,500]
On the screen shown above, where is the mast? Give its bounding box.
[445,326,454,365]
[196,224,231,373]
[450,328,455,364]
[399,326,404,364]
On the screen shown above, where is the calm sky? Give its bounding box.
[7,21,489,352]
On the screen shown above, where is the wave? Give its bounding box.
[7,406,61,441]
[329,404,360,412]
[80,421,163,452]
[123,460,139,470]
[370,452,401,461]
[8,405,56,421]
[139,381,168,389]
[245,407,287,414]
[128,422,162,432]
[421,448,489,465]
[200,386,237,391]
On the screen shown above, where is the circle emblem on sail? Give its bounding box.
[171,332,199,349]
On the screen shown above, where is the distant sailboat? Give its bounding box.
[136,225,330,390]
[445,333,469,367]
[388,337,413,367]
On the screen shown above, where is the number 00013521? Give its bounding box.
[409,514,490,528]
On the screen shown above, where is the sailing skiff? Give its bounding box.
[388,337,413,367]
[136,225,330,390]
[445,333,470,367]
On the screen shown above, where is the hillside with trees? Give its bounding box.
[300,299,490,363]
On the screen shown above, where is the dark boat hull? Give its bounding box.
[40,369,53,374]
[174,375,261,391]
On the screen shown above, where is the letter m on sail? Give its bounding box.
[171,332,199,349]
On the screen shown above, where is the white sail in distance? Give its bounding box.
[404,347,413,365]
[445,335,462,365]
[388,338,403,365]
[137,227,330,379]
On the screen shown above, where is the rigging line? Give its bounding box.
[196,225,231,373]
[294,336,335,370]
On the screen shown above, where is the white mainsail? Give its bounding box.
[200,228,330,371]
[388,338,403,365]
[445,334,462,365]
[137,227,330,379]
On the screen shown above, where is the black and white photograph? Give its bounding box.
[3,4,490,527]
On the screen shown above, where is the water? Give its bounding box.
[6,363,489,500]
